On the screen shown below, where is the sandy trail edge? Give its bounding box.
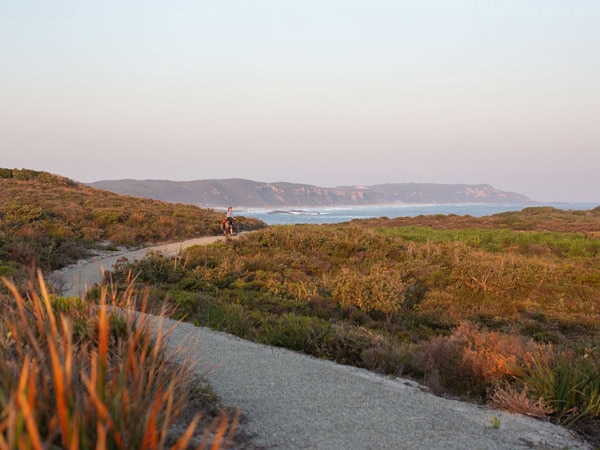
[55,236,227,298]
[53,236,592,450]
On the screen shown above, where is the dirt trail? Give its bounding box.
[54,236,592,450]
[55,236,227,297]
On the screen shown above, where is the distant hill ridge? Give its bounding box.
[88,178,532,208]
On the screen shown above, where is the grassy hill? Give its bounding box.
[0,168,263,447]
[1,170,598,445]
[110,208,600,444]
[354,205,600,233]
[0,168,266,280]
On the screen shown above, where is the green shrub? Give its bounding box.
[520,347,600,422]
[0,261,20,277]
[93,210,123,226]
[222,302,256,338]
[113,251,186,284]
[3,203,43,225]
[320,324,384,366]
[261,313,332,355]
[168,288,198,317]
[188,295,255,338]
[360,345,407,376]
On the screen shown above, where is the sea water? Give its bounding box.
[240,202,599,226]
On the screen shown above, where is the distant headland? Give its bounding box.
[88,178,532,208]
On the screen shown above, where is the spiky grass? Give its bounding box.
[0,271,237,449]
[520,346,600,425]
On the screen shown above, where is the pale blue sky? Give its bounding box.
[2,1,599,202]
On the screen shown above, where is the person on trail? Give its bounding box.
[225,207,234,236]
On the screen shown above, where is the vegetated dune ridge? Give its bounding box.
[55,237,592,450]
[0,168,266,288]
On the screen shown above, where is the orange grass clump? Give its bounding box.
[0,271,238,449]
[490,384,555,418]
[416,322,536,399]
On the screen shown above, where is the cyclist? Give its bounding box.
[224,207,235,236]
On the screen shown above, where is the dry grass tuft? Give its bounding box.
[490,384,555,418]
[0,271,238,449]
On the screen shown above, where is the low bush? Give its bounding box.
[520,346,600,423]
[412,322,535,401]
[490,384,555,418]
[260,313,332,355]
[112,251,188,285]
[360,344,408,376]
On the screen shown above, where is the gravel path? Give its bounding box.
[54,237,592,450]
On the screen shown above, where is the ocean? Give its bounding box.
[240,202,600,226]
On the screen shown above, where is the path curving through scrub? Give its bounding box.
[54,235,228,298]
[54,236,593,450]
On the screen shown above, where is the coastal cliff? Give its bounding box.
[88,179,532,208]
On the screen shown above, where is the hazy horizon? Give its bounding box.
[2,2,599,203]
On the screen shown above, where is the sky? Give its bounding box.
[1,1,599,202]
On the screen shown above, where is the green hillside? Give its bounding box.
[0,168,266,280]
[111,210,600,443]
